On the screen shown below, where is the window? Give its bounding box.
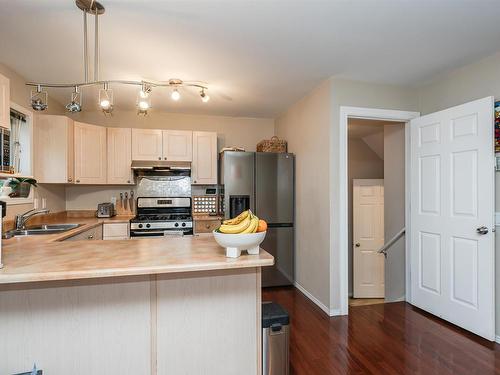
[0,103,33,205]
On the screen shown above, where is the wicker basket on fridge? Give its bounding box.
[256,136,287,153]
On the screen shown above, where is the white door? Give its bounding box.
[353,179,385,298]
[107,127,133,185]
[192,131,217,185]
[131,128,163,161]
[410,96,495,340]
[74,122,107,184]
[162,130,193,161]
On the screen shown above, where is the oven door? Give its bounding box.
[130,229,191,238]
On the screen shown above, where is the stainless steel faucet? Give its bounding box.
[14,208,50,230]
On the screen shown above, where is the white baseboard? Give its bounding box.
[294,282,341,317]
[386,296,406,303]
[495,335,500,344]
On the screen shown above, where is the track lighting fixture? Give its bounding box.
[137,84,152,115]
[171,88,181,101]
[26,1,210,115]
[200,89,210,103]
[66,86,82,112]
[30,85,48,111]
[99,82,113,114]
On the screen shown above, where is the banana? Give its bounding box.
[219,215,252,234]
[241,215,259,234]
[222,210,249,225]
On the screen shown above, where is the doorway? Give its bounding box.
[348,119,405,307]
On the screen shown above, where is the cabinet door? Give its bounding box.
[162,130,193,161]
[34,115,74,183]
[0,73,9,130]
[74,122,107,184]
[107,128,133,184]
[132,129,163,161]
[192,131,217,184]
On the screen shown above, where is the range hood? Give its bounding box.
[131,160,191,170]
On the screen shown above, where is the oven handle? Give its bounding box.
[130,230,185,237]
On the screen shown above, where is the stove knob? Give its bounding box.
[138,224,143,229]
[146,224,151,228]
[182,222,186,227]
[174,223,179,227]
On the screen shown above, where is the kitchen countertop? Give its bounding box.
[0,215,274,285]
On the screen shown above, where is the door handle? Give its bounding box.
[355,243,360,247]
[476,226,489,235]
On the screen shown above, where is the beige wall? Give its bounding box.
[69,110,274,153]
[347,136,384,295]
[329,78,419,310]
[275,80,332,310]
[0,63,66,219]
[383,123,406,302]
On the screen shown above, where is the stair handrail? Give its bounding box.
[378,227,405,258]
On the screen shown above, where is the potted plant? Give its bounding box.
[8,178,37,198]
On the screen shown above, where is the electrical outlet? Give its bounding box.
[41,198,47,209]
[111,196,117,207]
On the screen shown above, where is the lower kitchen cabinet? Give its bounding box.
[64,225,103,241]
[103,222,130,240]
[194,218,222,234]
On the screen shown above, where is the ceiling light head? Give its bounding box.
[30,86,48,111]
[137,85,151,115]
[200,88,210,103]
[99,83,113,114]
[171,88,181,101]
[66,86,82,112]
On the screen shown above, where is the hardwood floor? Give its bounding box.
[348,298,385,307]
[262,286,500,375]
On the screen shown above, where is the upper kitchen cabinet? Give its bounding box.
[0,73,10,129]
[162,130,193,161]
[34,115,74,183]
[132,128,163,161]
[192,131,217,185]
[74,122,107,184]
[107,127,133,185]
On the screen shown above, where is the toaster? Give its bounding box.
[97,202,116,218]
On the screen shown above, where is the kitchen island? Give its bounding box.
[0,218,273,375]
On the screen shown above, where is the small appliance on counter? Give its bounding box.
[96,202,116,218]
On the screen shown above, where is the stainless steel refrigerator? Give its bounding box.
[220,151,294,287]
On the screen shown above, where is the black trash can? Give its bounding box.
[262,302,290,375]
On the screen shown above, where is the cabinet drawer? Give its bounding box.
[194,219,221,234]
[65,225,103,241]
[103,223,129,239]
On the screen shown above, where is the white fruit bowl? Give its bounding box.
[213,230,267,258]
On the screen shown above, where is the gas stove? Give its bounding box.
[130,197,193,237]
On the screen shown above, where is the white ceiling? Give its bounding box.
[2,0,500,117]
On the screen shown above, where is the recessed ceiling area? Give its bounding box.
[2,1,500,117]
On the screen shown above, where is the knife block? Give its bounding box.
[115,198,135,216]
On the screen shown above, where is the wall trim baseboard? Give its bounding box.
[495,335,500,344]
[294,282,341,317]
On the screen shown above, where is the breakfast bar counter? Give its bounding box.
[0,218,273,375]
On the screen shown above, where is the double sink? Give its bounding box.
[4,223,82,238]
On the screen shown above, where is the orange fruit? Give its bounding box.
[257,219,267,232]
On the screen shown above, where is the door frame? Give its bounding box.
[337,106,420,315]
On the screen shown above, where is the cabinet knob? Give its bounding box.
[158,157,161,160]
[68,177,73,182]
[164,157,167,160]
[76,179,80,183]
[193,180,197,184]
[127,180,131,183]
[88,234,94,239]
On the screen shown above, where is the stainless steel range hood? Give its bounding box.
[131,160,191,171]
